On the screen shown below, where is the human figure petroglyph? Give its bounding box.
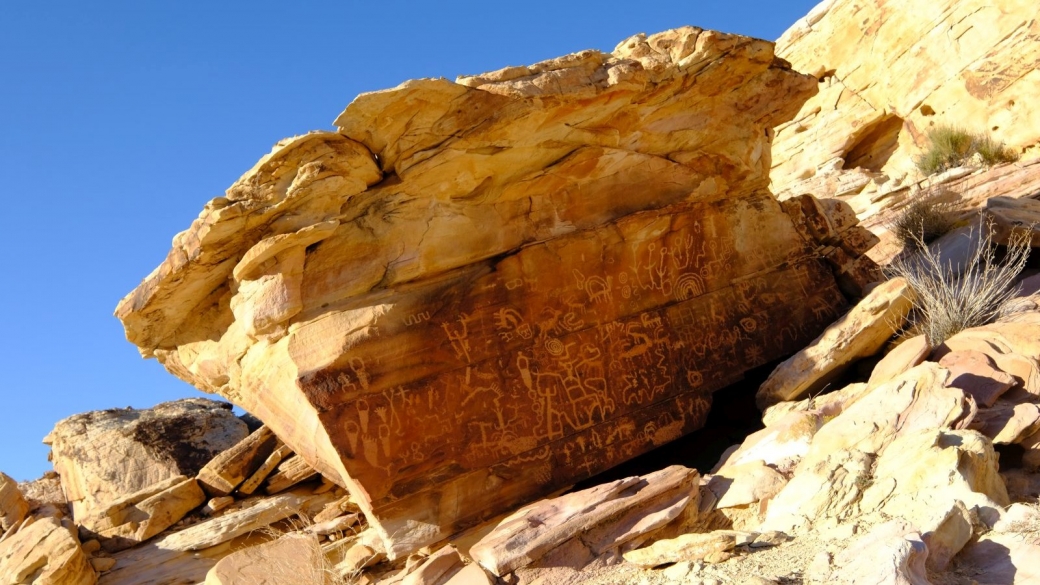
[441,312,476,363]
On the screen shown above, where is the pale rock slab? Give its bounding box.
[818,521,931,585]
[114,25,879,557]
[197,425,279,497]
[757,277,912,409]
[954,532,1040,584]
[716,411,824,476]
[621,530,738,568]
[157,491,333,552]
[0,516,97,585]
[707,461,787,509]
[86,475,205,552]
[867,335,930,389]
[45,399,247,524]
[205,533,325,585]
[939,350,1016,407]
[861,429,1007,564]
[401,545,465,585]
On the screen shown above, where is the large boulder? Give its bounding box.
[114,27,880,556]
[45,399,247,524]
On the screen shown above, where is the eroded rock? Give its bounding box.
[114,26,879,556]
[45,399,247,524]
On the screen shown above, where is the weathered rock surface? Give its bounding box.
[156,491,332,552]
[114,26,881,555]
[0,516,96,585]
[197,425,279,497]
[771,0,1040,191]
[0,472,30,535]
[470,465,698,576]
[87,476,206,552]
[45,399,247,524]
[204,533,325,585]
[757,277,911,408]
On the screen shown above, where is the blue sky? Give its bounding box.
[0,1,820,481]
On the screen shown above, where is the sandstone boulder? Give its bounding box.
[115,26,882,556]
[0,516,96,585]
[0,472,29,535]
[757,277,912,409]
[45,399,247,524]
[86,475,206,552]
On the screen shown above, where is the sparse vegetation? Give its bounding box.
[915,125,1019,175]
[889,185,959,245]
[888,219,1031,347]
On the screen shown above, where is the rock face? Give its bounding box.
[0,516,97,585]
[114,27,882,555]
[771,0,1040,193]
[45,399,247,525]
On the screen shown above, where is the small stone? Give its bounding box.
[90,556,117,572]
[661,560,695,581]
[80,538,101,554]
[751,531,788,547]
[203,496,235,515]
[703,550,734,564]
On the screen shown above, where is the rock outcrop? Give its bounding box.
[114,27,881,554]
[45,399,247,526]
[771,0,1040,194]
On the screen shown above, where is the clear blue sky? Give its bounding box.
[0,1,820,481]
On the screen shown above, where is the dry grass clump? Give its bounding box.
[889,185,959,245]
[916,125,1019,175]
[888,219,1031,347]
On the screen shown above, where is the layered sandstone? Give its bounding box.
[115,27,879,555]
[771,0,1040,194]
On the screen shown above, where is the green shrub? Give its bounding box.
[916,125,1019,175]
[889,186,958,245]
[888,219,1031,347]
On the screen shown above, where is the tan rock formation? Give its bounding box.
[86,476,206,552]
[45,399,247,523]
[771,0,1040,192]
[114,26,880,555]
[0,472,29,535]
[0,516,96,585]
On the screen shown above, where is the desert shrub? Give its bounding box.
[916,125,1019,175]
[888,219,1031,347]
[973,133,1020,167]
[889,186,958,245]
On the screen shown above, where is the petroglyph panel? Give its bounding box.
[297,193,847,544]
